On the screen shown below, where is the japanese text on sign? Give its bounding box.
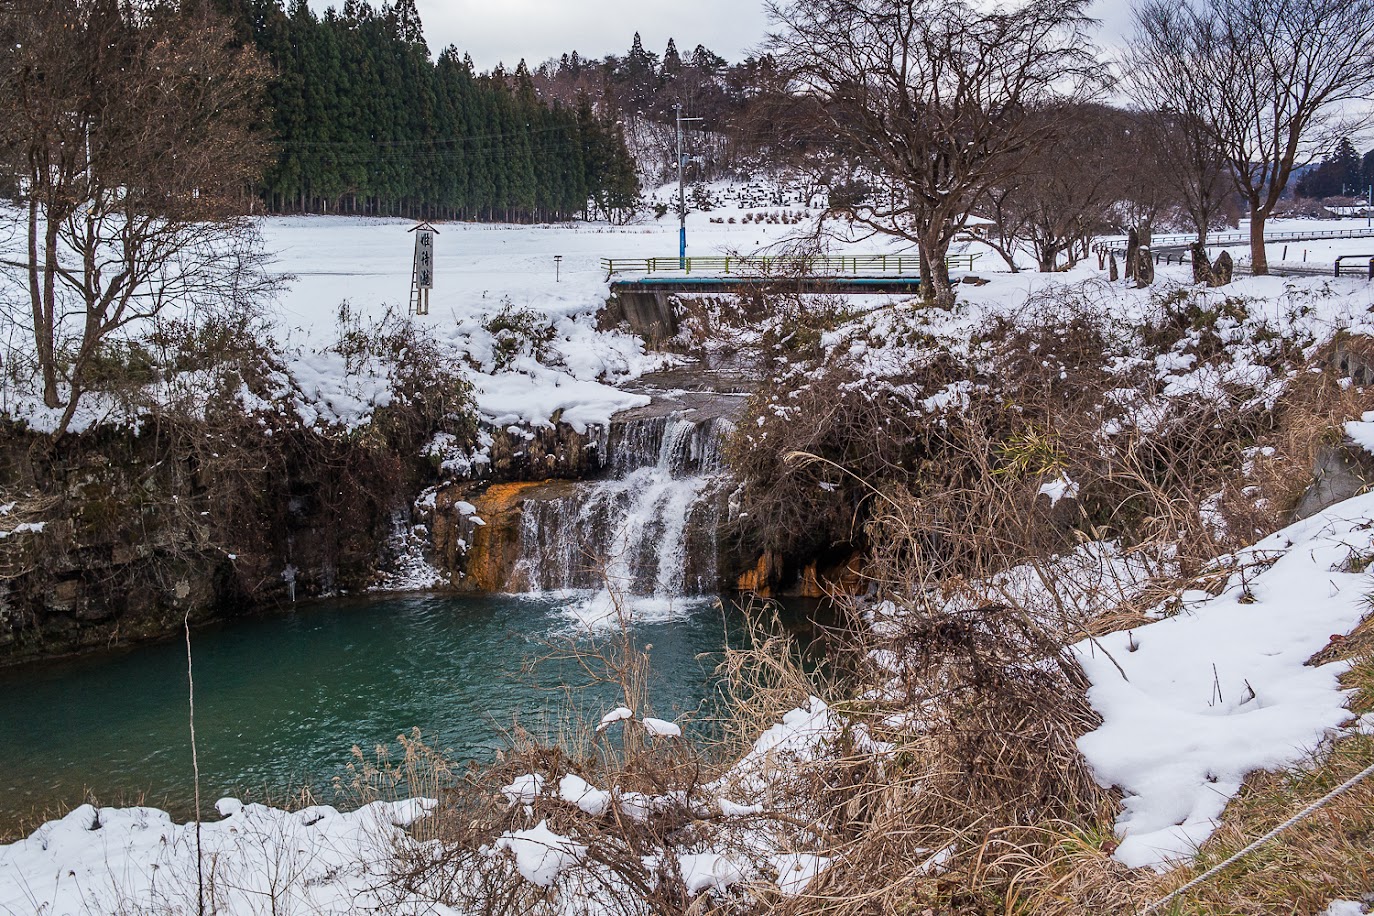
[413,230,435,289]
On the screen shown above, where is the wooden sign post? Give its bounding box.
[408,221,438,315]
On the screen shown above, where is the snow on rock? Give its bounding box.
[677,852,749,894]
[1320,902,1368,916]
[493,820,586,888]
[473,371,649,433]
[1076,491,1374,870]
[0,521,45,539]
[557,774,613,817]
[1344,411,1374,456]
[642,716,682,738]
[501,773,545,806]
[1037,473,1079,507]
[215,796,244,817]
[0,799,439,915]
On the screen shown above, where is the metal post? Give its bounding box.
[674,105,704,270]
[676,104,686,269]
[554,255,562,282]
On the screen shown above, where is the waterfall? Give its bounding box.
[511,413,732,602]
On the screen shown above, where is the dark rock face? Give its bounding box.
[1293,440,1374,521]
[0,423,425,665]
[484,423,606,481]
[1191,243,1214,285]
[599,290,679,343]
[1212,250,1234,286]
[1327,336,1374,386]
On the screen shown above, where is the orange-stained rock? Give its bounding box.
[819,551,867,596]
[737,549,867,598]
[736,551,780,596]
[429,480,554,592]
[465,482,548,592]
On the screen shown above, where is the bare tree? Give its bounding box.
[765,0,1103,305]
[1129,0,1374,274]
[979,104,1128,272]
[0,0,272,432]
[1135,108,1232,244]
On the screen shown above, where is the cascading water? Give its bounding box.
[512,412,732,602]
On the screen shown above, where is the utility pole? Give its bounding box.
[675,103,703,269]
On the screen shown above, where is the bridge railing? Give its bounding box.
[601,253,979,277]
[1334,254,1374,278]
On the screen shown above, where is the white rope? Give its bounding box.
[1139,757,1374,915]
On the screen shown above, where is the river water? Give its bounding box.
[0,592,742,839]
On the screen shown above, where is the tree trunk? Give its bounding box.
[920,233,956,307]
[1248,208,1268,275]
[26,198,59,408]
[1037,242,1059,273]
[1191,242,1214,285]
[40,209,61,408]
[1193,213,1209,247]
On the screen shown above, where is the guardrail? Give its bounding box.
[601,253,979,277]
[1334,255,1374,278]
[1100,227,1374,250]
[1094,243,1374,280]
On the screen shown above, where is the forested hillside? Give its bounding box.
[215,0,640,222]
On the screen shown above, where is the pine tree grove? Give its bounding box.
[217,0,640,221]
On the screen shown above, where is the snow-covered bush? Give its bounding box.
[482,302,559,373]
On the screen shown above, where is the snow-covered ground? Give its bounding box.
[0,799,439,915]
[1076,492,1374,869]
[0,184,927,435]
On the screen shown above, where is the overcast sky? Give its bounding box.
[308,0,1136,73]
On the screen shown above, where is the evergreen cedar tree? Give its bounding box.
[213,0,641,222]
[1296,138,1374,200]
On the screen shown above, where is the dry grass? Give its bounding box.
[1116,651,1374,916]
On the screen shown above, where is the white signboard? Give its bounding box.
[413,229,435,289]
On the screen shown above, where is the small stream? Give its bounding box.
[0,592,742,839]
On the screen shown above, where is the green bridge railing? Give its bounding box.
[601,253,980,278]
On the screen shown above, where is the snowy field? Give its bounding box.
[0,187,939,434]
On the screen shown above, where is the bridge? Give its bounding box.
[600,253,978,342]
[600,253,979,279]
